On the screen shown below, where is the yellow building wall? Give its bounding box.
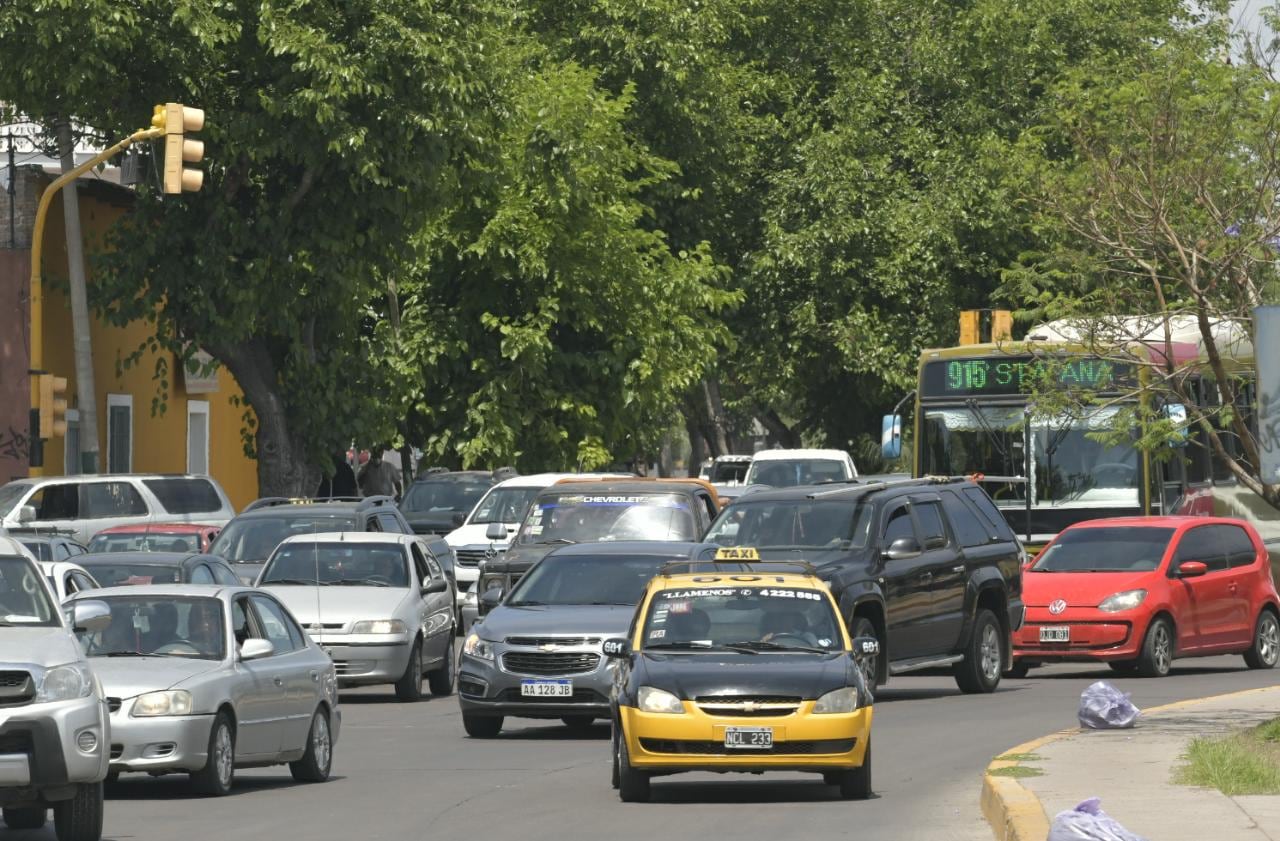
[36,178,259,511]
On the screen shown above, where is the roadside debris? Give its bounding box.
[1048,798,1148,841]
[1078,681,1141,729]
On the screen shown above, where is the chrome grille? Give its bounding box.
[502,651,600,676]
[505,636,601,647]
[455,549,489,568]
[694,695,803,717]
[0,671,33,707]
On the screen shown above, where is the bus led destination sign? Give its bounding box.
[922,356,1131,397]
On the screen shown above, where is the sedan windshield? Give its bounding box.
[745,459,848,487]
[85,596,225,659]
[705,499,873,551]
[506,554,675,606]
[468,487,540,525]
[401,479,492,515]
[517,493,695,544]
[260,543,410,587]
[1032,527,1175,573]
[0,557,57,626]
[209,514,357,563]
[86,564,182,586]
[642,586,843,652]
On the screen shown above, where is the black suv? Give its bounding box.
[208,496,423,584]
[399,469,516,536]
[703,477,1024,694]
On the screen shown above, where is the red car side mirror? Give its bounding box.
[1176,561,1208,578]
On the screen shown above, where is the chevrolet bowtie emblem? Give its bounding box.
[539,643,559,652]
[743,701,758,712]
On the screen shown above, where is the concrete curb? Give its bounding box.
[980,684,1280,841]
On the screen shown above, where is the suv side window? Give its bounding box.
[376,512,403,533]
[941,491,990,548]
[961,487,1016,542]
[82,482,148,518]
[52,542,70,561]
[71,571,96,592]
[142,478,223,514]
[1176,526,1229,572]
[249,595,299,654]
[912,501,948,549]
[1222,525,1259,568]
[883,503,915,545]
[29,484,79,519]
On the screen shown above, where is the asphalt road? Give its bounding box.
[13,654,1280,841]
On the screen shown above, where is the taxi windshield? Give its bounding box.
[516,493,696,544]
[85,596,225,660]
[642,585,843,652]
[260,543,410,588]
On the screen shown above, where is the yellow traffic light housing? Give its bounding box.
[152,102,205,194]
[37,374,68,439]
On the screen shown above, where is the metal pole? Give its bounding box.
[6,134,15,249]
[28,126,163,476]
[1023,409,1033,544]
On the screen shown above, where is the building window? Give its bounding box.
[64,409,81,476]
[187,400,210,475]
[106,394,132,474]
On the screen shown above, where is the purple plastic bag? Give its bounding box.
[1048,798,1147,841]
[1078,680,1141,729]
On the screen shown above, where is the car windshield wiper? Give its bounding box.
[260,577,318,586]
[331,579,392,587]
[96,652,167,658]
[507,600,545,607]
[724,639,828,654]
[535,538,576,545]
[644,641,752,654]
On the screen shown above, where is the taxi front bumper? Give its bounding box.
[108,713,213,774]
[620,702,872,773]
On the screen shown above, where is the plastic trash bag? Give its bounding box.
[1077,680,1141,729]
[1048,798,1148,841]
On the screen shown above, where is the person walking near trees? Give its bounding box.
[358,447,403,499]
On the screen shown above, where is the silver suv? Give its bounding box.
[0,553,111,841]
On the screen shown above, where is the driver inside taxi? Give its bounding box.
[186,601,223,657]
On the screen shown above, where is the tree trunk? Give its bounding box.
[701,378,731,456]
[658,433,674,478]
[684,414,706,478]
[760,408,802,448]
[206,338,318,497]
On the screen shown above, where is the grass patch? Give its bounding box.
[989,765,1045,779]
[1176,717,1280,795]
[994,753,1043,763]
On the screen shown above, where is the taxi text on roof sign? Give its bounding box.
[714,547,760,561]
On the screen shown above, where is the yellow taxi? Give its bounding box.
[603,549,878,802]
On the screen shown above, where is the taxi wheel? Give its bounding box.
[617,736,651,802]
[462,712,503,738]
[837,740,872,800]
[190,713,235,796]
[954,609,1003,694]
[52,782,103,841]
[4,806,47,830]
[395,638,425,702]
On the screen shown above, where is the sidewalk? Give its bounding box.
[983,685,1280,841]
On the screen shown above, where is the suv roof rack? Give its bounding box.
[804,474,973,499]
[659,558,819,576]
[243,494,398,514]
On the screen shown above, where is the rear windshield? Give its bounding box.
[745,459,849,487]
[1033,527,1175,573]
[143,478,224,514]
[19,540,51,562]
[209,514,357,563]
[83,563,182,586]
[517,493,696,544]
[401,479,492,515]
[89,532,205,554]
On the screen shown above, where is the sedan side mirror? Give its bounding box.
[485,522,508,541]
[602,638,630,659]
[883,537,922,561]
[17,505,35,524]
[851,636,880,660]
[239,638,275,661]
[480,587,504,609]
[422,578,449,595]
[71,600,111,634]
[1176,560,1208,578]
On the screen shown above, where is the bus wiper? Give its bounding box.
[965,399,1014,475]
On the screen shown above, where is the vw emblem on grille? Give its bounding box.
[1048,599,1067,615]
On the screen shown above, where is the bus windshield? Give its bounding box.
[922,404,1140,507]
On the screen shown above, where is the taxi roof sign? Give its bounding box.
[714,547,760,561]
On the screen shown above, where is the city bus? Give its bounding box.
[883,313,1258,550]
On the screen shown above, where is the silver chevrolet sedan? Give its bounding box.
[67,584,340,796]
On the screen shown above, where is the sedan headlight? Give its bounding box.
[813,687,859,714]
[1098,589,1147,613]
[36,663,93,703]
[637,686,684,714]
[131,690,193,717]
[462,632,495,661]
[351,619,407,635]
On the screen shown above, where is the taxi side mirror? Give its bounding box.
[851,636,880,660]
[602,638,630,659]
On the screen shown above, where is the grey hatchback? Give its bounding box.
[458,542,704,738]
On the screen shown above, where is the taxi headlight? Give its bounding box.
[131,690,193,717]
[351,619,407,635]
[36,663,93,703]
[1098,589,1147,613]
[637,686,684,714]
[813,687,859,714]
[463,632,494,661]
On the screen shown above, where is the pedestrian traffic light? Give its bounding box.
[150,102,205,194]
[37,374,68,439]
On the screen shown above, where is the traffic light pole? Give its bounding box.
[28,125,163,476]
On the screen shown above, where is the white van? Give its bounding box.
[0,474,235,544]
[744,449,858,487]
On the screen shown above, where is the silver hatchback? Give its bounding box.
[68,584,340,796]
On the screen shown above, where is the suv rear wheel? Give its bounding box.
[954,609,1003,694]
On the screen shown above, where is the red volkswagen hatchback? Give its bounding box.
[1012,516,1280,677]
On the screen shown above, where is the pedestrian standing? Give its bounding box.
[358,447,403,499]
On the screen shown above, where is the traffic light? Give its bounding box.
[37,374,68,439]
[150,102,205,194]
